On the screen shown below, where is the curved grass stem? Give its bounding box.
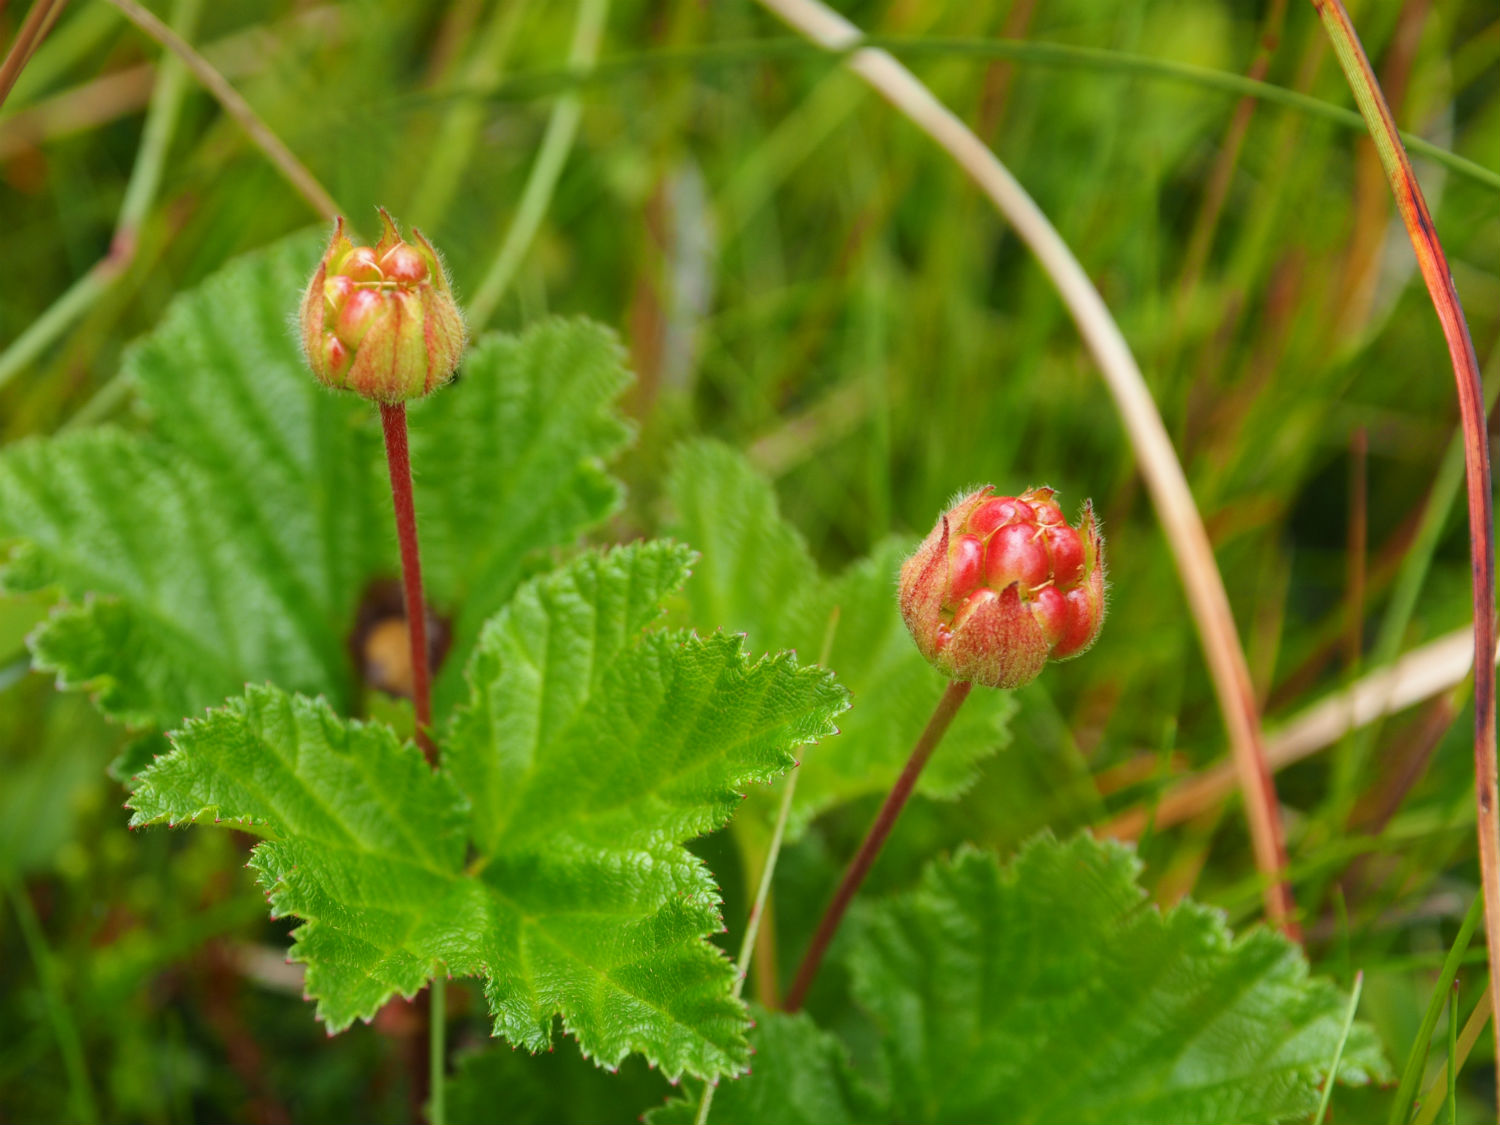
[0,0,67,112]
[785,679,972,1013]
[0,0,199,398]
[100,0,340,220]
[758,0,1297,935]
[1306,0,1499,1105]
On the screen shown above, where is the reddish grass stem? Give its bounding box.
[1308,0,1499,1103]
[785,679,973,1012]
[379,403,436,765]
[0,0,67,111]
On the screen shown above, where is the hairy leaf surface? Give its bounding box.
[659,835,1388,1124]
[0,233,631,732]
[666,441,1011,833]
[129,543,848,1079]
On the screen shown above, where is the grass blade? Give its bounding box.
[1389,894,1482,1123]
[1314,970,1363,1125]
[1308,0,1500,1106]
[757,0,1298,933]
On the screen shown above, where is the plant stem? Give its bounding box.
[379,402,435,764]
[1,0,199,399]
[1413,985,1491,1125]
[695,754,803,1125]
[100,0,340,220]
[429,976,446,1125]
[467,0,608,330]
[785,678,972,1012]
[1448,980,1459,1125]
[1307,0,1500,1102]
[758,0,1297,936]
[1313,970,1362,1125]
[379,401,441,1117]
[0,0,67,112]
[1390,893,1483,1124]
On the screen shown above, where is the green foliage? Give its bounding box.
[649,1008,881,1125]
[0,235,631,732]
[127,542,848,1080]
[16,0,1500,1116]
[662,835,1389,1125]
[443,1044,670,1125]
[411,323,634,713]
[666,441,1014,834]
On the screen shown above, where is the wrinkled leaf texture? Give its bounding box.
[666,441,1013,836]
[0,231,631,731]
[655,834,1388,1124]
[128,542,848,1079]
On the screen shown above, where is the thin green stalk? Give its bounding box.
[101,0,339,220]
[1414,987,1491,1125]
[694,751,802,1125]
[429,975,446,1125]
[5,876,98,1125]
[408,0,531,225]
[1448,981,1459,1125]
[0,0,199,397]
[697,607,841,1124]
[1309,0,1500,1106]
[1314,970,1363,1125]
[1390,893,1483,1124]
[467,0,608,330]
[115,0,200,235]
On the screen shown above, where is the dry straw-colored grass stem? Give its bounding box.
[757,0,1297,933]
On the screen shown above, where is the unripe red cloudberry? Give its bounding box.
[299,209,466,402]
[899,485,1106,689]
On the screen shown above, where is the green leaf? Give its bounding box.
[666,441,1011,834]
[128,542,849,1079]
[412,321,633,713]
[127,230,389,710]
[676,836,1389,1125]
[128,684,469,1026]
[649,1008,881,1125]
[2,430,337,727]
[0,232,631,732]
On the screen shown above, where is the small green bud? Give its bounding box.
[899,486,1106,689]
[300,209,467,402]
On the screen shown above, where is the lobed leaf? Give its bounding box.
[129,542,849,1080]
[666,440,1012,834]
[662,835,1389,1124]
[412,321,634,714]
[0,430,335,726]
[0,232,632,733]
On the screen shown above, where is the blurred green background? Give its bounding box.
[3,0,1500,1120]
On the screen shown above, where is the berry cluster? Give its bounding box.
[899,486,1105,689]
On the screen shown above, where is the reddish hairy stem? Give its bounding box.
[785,679,973,1012]
[380,403,436,765]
